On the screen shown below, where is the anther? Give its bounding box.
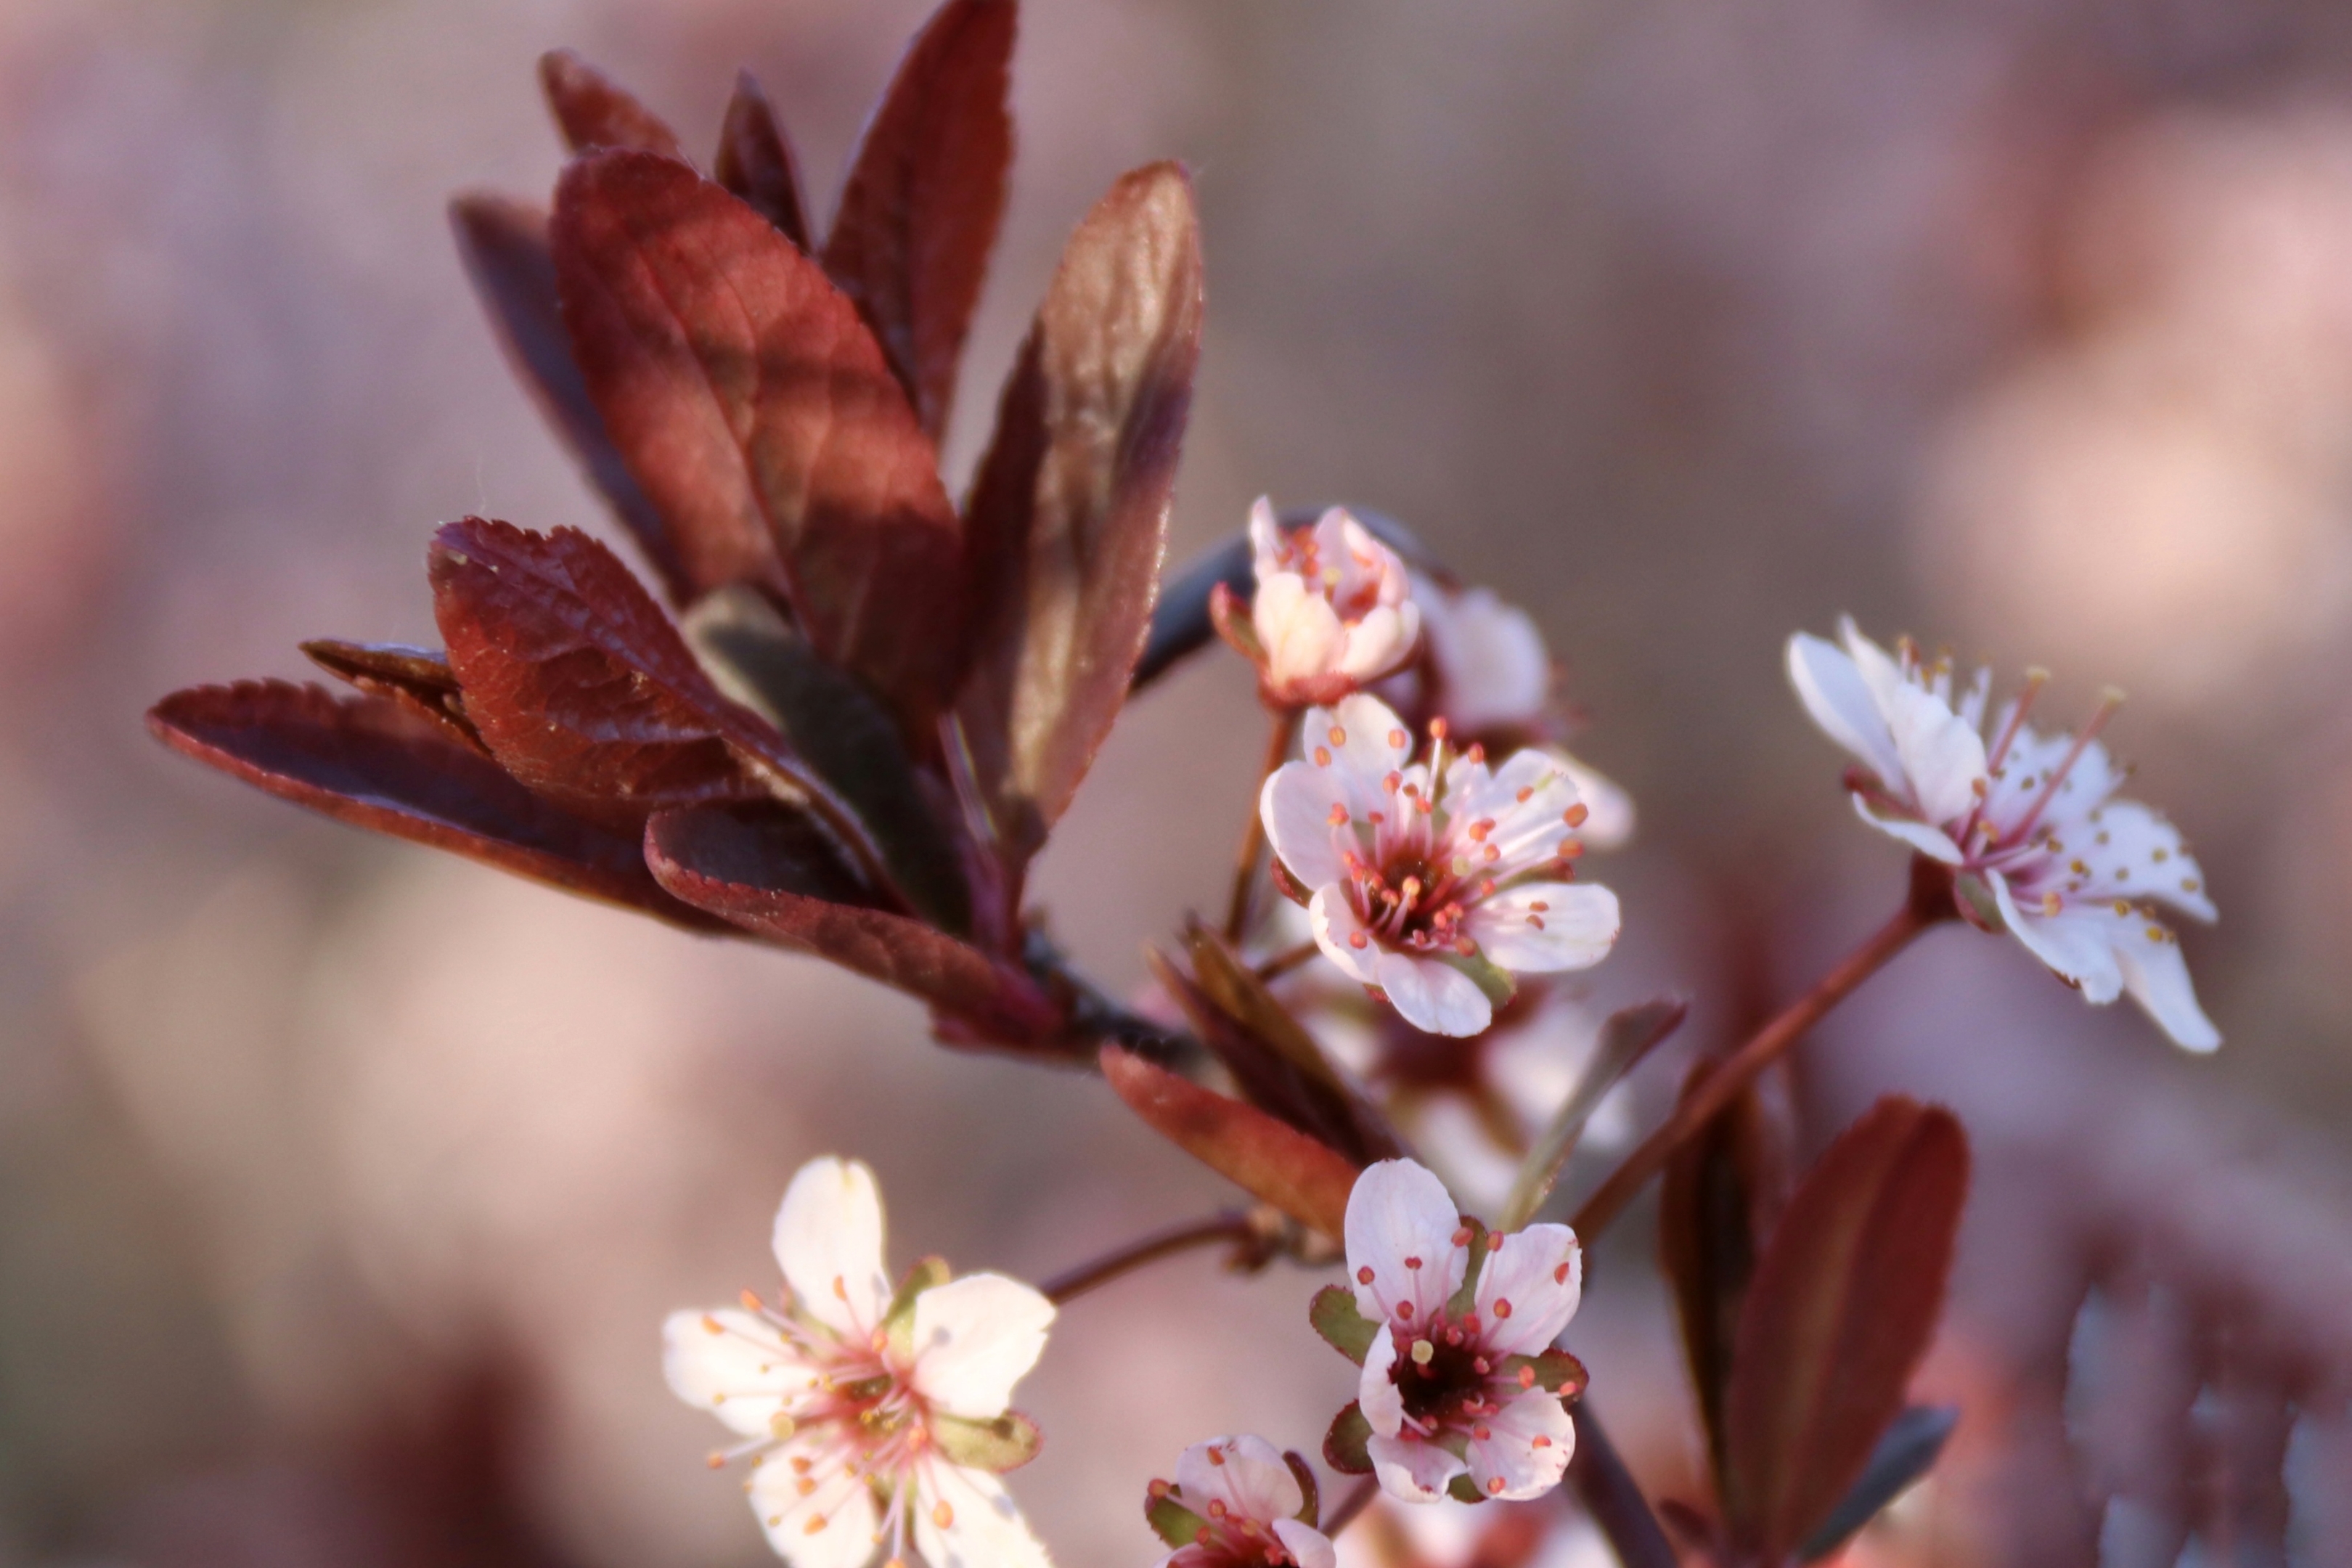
[703,1314,724,1334]
[1516,786,1535,804]
[771,1413,796,1441]
[1405,1255,1423,1270]
[707,1453,727,1469]
[1429,717,1450,740]
[1554,1262,1572,1283]
[1487,1478,1506,1496]
[1564,803,1588,828]
[797,1478,818,1498]
[1328,804,1349,826]
[1519,1365,1537,1388]
[1388,728,1408,749]
[831,1275,848,1300]
[1349,932,1369,950]
[1494,1299,1514,1318]
[1410,1339,1436,1365]
[1314,746,1331,767]
[1330,726,1347,746]
[1148,1480,1170,1500]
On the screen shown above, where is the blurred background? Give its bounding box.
[1,0,2350,1563]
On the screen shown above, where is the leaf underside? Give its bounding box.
[539,49,685,160]
[1098,1046,1357,1239]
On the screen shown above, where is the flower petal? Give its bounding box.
[1373,951,1493,1037]
[1852,793,1966,864]
[1464,1390,1575,1501]
[1359,1322,1407,1437]
[1366,1432,1468,1503]
[773,1156,891,1339]
[747,1437,879,1568]
[1257,573,1344,688]
[1273,1516,1339,1568]
[1421,584,1551,735]
[1470,1223,1582,1356]
[1323,693,1415,780]
[2083,800,2216,922]
[908,1273,1055,1418]
[662,1307,809,1438]
[1344,1159,1470,1328]
[1554,751,1635,851]
[1990,874,2122,1003]
[1263,763,1354,891]
[1248,495,1282,560]
[1174,1434,1302,1524]
[1308,884,1381,984]
[1466,883,1618,975]
[2112,918,2221,1053]
[1788,630,1902,785]
[912,1456,1051,1568]
[1336,603,1419,681]
[1883,678,1987,826]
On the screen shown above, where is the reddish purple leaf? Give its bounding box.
[1098,1047,1358,1240]
[715,70,811,252]
[1658,1064,1774,1495]
[539,49,685,160]
[1722,1097,1970,1563]
[148,681,720,928]
[955,163,1204,877]
[645,804,1061,1047]
[550,151,966,738]
[449,196,686,599]
[822,0,1016,438]
[300,638,486,754]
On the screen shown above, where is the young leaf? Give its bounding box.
[1309,1283,1378,1365]
[1323,1401,1373,1475]
[448,196,682,597]
[1098,1047,1357,1240]
[647,803,1063,1048]
[931,1411,1042,1472]
[955,163,1204,877]
[1132,532,1254,693]
[299,639,484,753]
[538,49,685,160]
[684,586,969,933]
[714,71,811,250]
[1722,1097,1970,1564]
[550,151,966,740]
[1498,996,1686,1232]
[821,0,1016,437]
[1796,1405,1959,1562]
[1658,1063,1774,1495]
[147,682,719,928]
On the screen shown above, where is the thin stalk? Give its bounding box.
[1320,1475,1379,1538]
[1569,866,1949,1243]
[1568,1405,1678,1568]
[1042,1212,1261,1305]
[1223,708,1297,941]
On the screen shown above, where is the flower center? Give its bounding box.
[1389,1312,1507,1433]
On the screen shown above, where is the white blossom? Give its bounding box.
[1245,499,1421,703]
[1789,616,2219,1050]
[1148,1435,1336,1568]
[1260,693,1620,1037]
[1345,1160,1583,1503]
[663,1157,1055,1568]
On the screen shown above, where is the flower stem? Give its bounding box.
[1320,1475,1379,1538]
[1567,1405,1677,1568]
[1567,861,1951,1243]
[1223,708,1297,942]
[1041,1211,1265,1304]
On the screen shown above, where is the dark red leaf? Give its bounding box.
[448,195,685,597]
[148,681,720,929]
[300,638,486,754]
[1657,1063,1773,1494]
[646,804,1061,1047]
[551,151,965,738]
[955,163,1204,878]
[1098,1047,1357,1240]
[715,71,812,250]
[538,49,685,159]
[822,0,1016,438]
[1722,1097,1970,1562]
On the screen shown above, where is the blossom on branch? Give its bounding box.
[1143,1434,1335,1568]
[1311,1160,1588,1504]
[1789,616,2219,1050]
[1259,693,1620,1037]
[1217,499,1421,705]
[663,1157,1055,1568]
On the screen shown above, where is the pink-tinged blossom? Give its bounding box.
[663,1157,1055,1568]
[1259,693,1620,1037]
[1233,499,1421,704]
[1789,616,2219,1050]
[1409,573,1633,851]
[1346,1160,1583,1503]
[1146,1435,1335,1568]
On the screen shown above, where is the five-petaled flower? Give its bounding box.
[1789,616,2220,1050]
[1217,499,1421,705]
[663,1157,1056,1568]
[1259,693,1620,1037]
[1144,1435,1336,1568]
[1316,1159,1587,1503]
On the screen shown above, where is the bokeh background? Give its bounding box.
[2,0,2351,1563]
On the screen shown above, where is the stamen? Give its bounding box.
[2011,687,2123,844]
[1410,1339,1435,1365]
[1985,667,2049,774]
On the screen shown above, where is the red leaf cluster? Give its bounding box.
[148,0,1204,1058]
